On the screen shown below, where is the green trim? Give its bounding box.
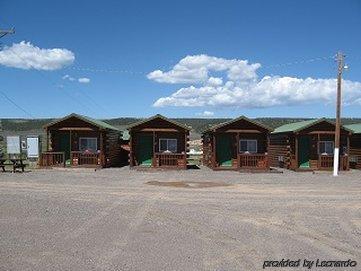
[127,114,191,131]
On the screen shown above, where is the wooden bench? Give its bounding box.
[0,158,28,173]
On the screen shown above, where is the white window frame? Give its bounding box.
[79,137,98,152]
[239,139,258,154]
[319,141,334,155]
[159,138,177,153]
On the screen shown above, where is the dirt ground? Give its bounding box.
[0,167,361,271]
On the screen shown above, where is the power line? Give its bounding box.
[0,90,35,118]
[0,27,14,39]
[261,56,334,69]
[66,55,335,75]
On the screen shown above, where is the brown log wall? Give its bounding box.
[268,134,291,168]
[349,134,361,169]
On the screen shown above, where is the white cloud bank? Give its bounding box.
[148,55,361,108]
[0,41,74,70]
[78,77,90,83]
[196,111,214,117]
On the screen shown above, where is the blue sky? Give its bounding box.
[1,0,361,119]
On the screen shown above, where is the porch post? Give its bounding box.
[317,133,320,169]
[184,131,188,169]
[295,134,298,169]
[266,134,270,168]
[129,132,133,167]
[212,133,216,169]
[152,131,156,167]
[236,132,240,169]
[69,130,72,166]
[346,133,350,170]
[100,131,104,167]
[46,128,49,151]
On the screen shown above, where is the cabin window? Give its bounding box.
[79,137,97,152]
[239,139,257,153]
[159,138,177,153]
[319,141,334,155]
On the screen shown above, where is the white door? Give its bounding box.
[27,137,39,158]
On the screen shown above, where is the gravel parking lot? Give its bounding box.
[1,167,361,271]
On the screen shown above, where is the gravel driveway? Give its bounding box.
[1,167,360,270]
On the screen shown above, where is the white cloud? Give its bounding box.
[0,41,75,70]
[147,54,260,84]
[149,54,361,108]
[62,74,75,81]
[62,75,90,84]
[78,77,90,83]
[196,111,214,117]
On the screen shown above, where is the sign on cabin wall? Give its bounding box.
[7,136,21,154]
[27,136,40,158]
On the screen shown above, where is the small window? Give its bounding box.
[319,141,334,155]
[159,138,177,153]
[79,137,97,152]
[239,139,257,153]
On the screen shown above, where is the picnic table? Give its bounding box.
[0,157,28,173]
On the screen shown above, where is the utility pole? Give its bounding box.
[333,51,345,177]
[0,27,15,39]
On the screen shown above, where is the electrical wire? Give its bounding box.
[0,90,35,118]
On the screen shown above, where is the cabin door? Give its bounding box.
[58,132,70,161]
[137,135,153,166]
[216,134,232,167]
[298,136,310,168]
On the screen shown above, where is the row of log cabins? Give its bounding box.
[39,113,361,171]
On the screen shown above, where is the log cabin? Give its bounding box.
[40,113,123,168]
[128,114,190,169]
[344,123,361,169]
[269,118,352,171]
[202,116,272,171]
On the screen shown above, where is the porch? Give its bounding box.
[213,153,269,170]
[40,151,102,167]
[211,131,270,171]
[130,131,188,169]
[41,122,106,167]
[293,132,350,171]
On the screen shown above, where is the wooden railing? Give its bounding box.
[40,152,65,167]
[319,155,333,169]
[154,153,187,168]
[319,155,349,170]
[71,151,100,166]
[238,153,268,169]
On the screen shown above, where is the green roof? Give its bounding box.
[273,118,353,134]
[44,113,120,131]
[203,115,272,133]
[272,119,324,133]
[127,114,191,131]
[345,123,361,134]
